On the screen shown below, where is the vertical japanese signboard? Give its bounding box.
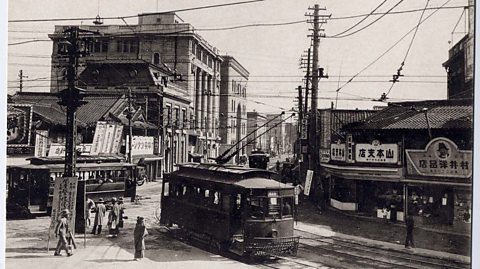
[355,141,398,164]
[90,121,107,155]
[34,130,49,157]
[330,143,346,161]
[406,137,472,179]
[304,170,314,196]
[110,124,123,154]
[300,118,308,139]
[48,177,78,243]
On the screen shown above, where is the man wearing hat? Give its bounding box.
[54,209,73,256]
[108,197,120,237]
[91,198,106,235]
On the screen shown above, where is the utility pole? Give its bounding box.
[18,70,28,93]
[307,4,329,202]
[304,48,311,114]
[57,26,96,233]
[297,86,303,162]
[127,87,133,164]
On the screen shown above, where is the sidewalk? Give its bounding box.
[296,198,471,257]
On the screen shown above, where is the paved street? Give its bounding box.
[6,181,470,269]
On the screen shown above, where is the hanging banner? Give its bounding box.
[110,124,123,154]
[300,118,308,140]
[34,130,49,157]
[406,137,472,179]
[48,177,78,245]
[90,121,107,155]
[355,141,398,164]
[101,123,117,154]
[304,170,314,196]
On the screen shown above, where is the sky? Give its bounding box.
[7,0,470,113]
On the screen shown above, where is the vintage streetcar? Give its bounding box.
[7,156,144,217]
[160,163,299,257]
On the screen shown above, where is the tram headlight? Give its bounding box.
[270,229,278,238]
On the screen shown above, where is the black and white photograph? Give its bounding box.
[3,0,478,268]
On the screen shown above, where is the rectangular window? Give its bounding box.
[101,40,109,52]
[130,40,138,53]
[174,107,180,126]
[117,40,123,52]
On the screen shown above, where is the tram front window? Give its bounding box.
[250,197,265,219]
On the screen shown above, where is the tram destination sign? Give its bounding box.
[406,137,472,179]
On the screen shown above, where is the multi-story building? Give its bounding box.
[265,113,285,157]
[219,56,249,163]
[246,111,268,155]
[442,0,474,100]
[48,12,222,161]
[77,59,191,175]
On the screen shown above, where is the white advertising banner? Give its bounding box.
[90,121,107,155]
[48,143,93,157]
[355,141,398,164]
[126,136,155,156]
[304,170,314,196]
[101,123,116,154]
[34,130,49,157]
[110,124,123,154]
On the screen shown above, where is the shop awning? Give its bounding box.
[321,163,402,182]
[132,154,163,163]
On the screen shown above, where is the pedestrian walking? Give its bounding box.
[405,215,415,248]
[91,198,106,235]
[108,197,120,237]
[54,209,73,257]
[133,216,148,261]
[85,198,95,227]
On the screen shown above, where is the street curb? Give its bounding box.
[327,205,471,238]
[294,222,471,265]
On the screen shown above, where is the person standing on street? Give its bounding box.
[118,197,126,230]
[85,198,95,227]
[108,197,120,237]
[91,198,106,235]
[405,215,415,248]
[133,216,148,261]
[54,209,73,257]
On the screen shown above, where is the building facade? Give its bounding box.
[320,100,472,230]
[265,113,285,157]
[48,12,222,161]
[219,56,249,163]
[246,111,268,155]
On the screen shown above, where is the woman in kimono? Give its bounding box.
[133,216,148,261]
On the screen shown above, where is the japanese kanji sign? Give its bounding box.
[126,136,155,156]
[48,177,78,241]
[406,137,472,178]
[304,170,314,196]
[355,141,398,164]
[300,118,308,139]
[330,143,346,161]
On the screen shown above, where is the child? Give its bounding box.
[133,217,148,261]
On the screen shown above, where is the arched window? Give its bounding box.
[153,52,160,65]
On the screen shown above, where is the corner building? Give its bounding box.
[49,12,222,162]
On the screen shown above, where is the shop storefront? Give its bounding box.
[404,137,472,227]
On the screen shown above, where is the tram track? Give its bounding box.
[295,229,470,269]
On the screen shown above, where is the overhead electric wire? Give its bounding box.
[335,0,453,94]
[385,0,431,97]
[329,0,405,38]
[8,0,265,23]
[330,0,388,38]
[329,5,468,20]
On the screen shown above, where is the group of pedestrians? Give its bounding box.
[89,197,126,237]
[54,196,148,261]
